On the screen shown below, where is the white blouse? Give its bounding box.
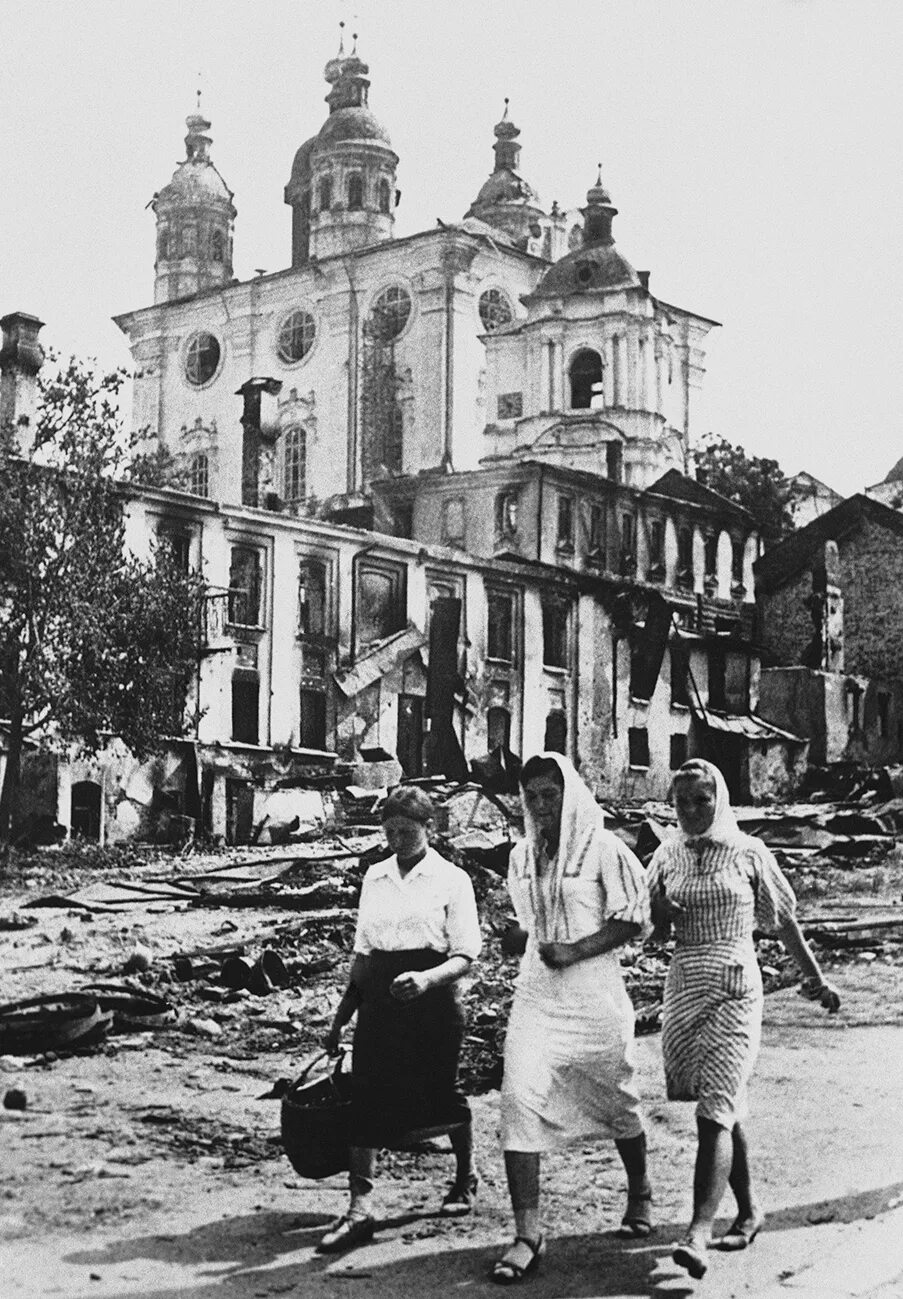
[354,847,482,961]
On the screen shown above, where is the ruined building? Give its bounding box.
[3,35,805,842]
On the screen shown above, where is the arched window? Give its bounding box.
[378,178,391,214]
[347,173,364,210]
[179,225,197,258]
[318,176,332,211]
[569,349,603,409]
[283,427,307,503]
[544,709,567,754]
[157,228,169,260]
[189,452,209,498]
[210,229,225,262]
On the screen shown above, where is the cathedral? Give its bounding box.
[17,33,802,843]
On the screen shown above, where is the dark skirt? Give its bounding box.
[349,948,471,1149]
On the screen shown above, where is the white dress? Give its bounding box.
[501,824,649,1151]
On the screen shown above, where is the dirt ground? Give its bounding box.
[2,842,903,1298]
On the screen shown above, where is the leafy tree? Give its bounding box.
[0,355,206,849]
[694,433,794,540]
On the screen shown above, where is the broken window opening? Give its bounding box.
[677,525,694,589]
[158,526,191,573]
[211,229,225,262]
[647,518,665,581]
[487,587,517,663]
[378,178,391,214]
[544,709,567,754]
[670,732,688,769]
[557,495,574,551]
[620,512,636,576]
[670,644,691,708]
[628,726,650,768]
[496,489,519,538]
[355,558,406,651]
[299,686,327,750]
[487,705,512,750]
[297,559,327,638]
[361,316,405,481]
[569,348,603,409]
[586,502,606,561]
[319,176,333,211]
[228,546,263,627]
[231,670,260,745]
[542,597,569,669]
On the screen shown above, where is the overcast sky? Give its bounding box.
[2,0,901,494]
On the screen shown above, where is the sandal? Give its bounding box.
[315,1212,376,1255]
[617,1187,653,1238]
[672,1238,708,1280]
[490,1235,546,1285]
[717,1212,765,1251]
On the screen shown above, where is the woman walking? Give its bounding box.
[318,785,482,1253]
[492,752,652,1284]
[649,759,840,1280]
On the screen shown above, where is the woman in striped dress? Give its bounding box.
[492,753,652,1284]
[648,759,840,1280]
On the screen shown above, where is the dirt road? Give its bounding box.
[4,968,903,1299]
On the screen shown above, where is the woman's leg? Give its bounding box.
[450,1121,475,1183]
[615,1131,653,1235]
[615,1131,650,1194]
[686,1117,733,1248]
[348,1146,376,1217]
[494,1150,543,1269]
[726,1122,764,1234]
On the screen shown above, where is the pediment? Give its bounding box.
[521,419,626,454]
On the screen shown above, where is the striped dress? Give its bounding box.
[647,835,796,1128]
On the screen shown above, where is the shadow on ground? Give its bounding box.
[60,1180,903,1299]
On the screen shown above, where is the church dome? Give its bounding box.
[465,101,544,250]
[532,244,640,297]
[156,115,234,207]
[532,166,638,298]
[316,106,392,147]
[289,136,317,186]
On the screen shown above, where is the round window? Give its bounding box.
[277,310,316,364]
[369,285,412,343]
[479,288,514,333]
[184,333,221,386]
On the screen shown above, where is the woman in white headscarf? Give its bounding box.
[648,758,840,1280]
[491,753,652,1285]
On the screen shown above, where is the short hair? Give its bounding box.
[519,755,565,789]
[381,785,436,824]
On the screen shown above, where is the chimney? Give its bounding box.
[0,312,45,454]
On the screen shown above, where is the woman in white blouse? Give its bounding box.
[492,753,652,1284]
[317,785,482,1254]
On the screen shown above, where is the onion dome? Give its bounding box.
[286,27,398,264]
[151,108,235,304]
[530,165,639,299]
[465,100,545,250]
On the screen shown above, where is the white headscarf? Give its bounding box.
[520,752,607,941]
[671,758,747,847]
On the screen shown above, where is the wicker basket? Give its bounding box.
[280,1052,353,1179]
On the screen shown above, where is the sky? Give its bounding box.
[1,0,901,495]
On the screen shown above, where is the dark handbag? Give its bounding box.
[280,1051,353,1179]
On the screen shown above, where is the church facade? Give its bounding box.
[18,34,800,842]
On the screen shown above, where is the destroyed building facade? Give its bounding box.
[2,36,804,842]
[755,495,903,767]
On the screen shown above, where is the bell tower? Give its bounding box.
[152,103,236,304]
